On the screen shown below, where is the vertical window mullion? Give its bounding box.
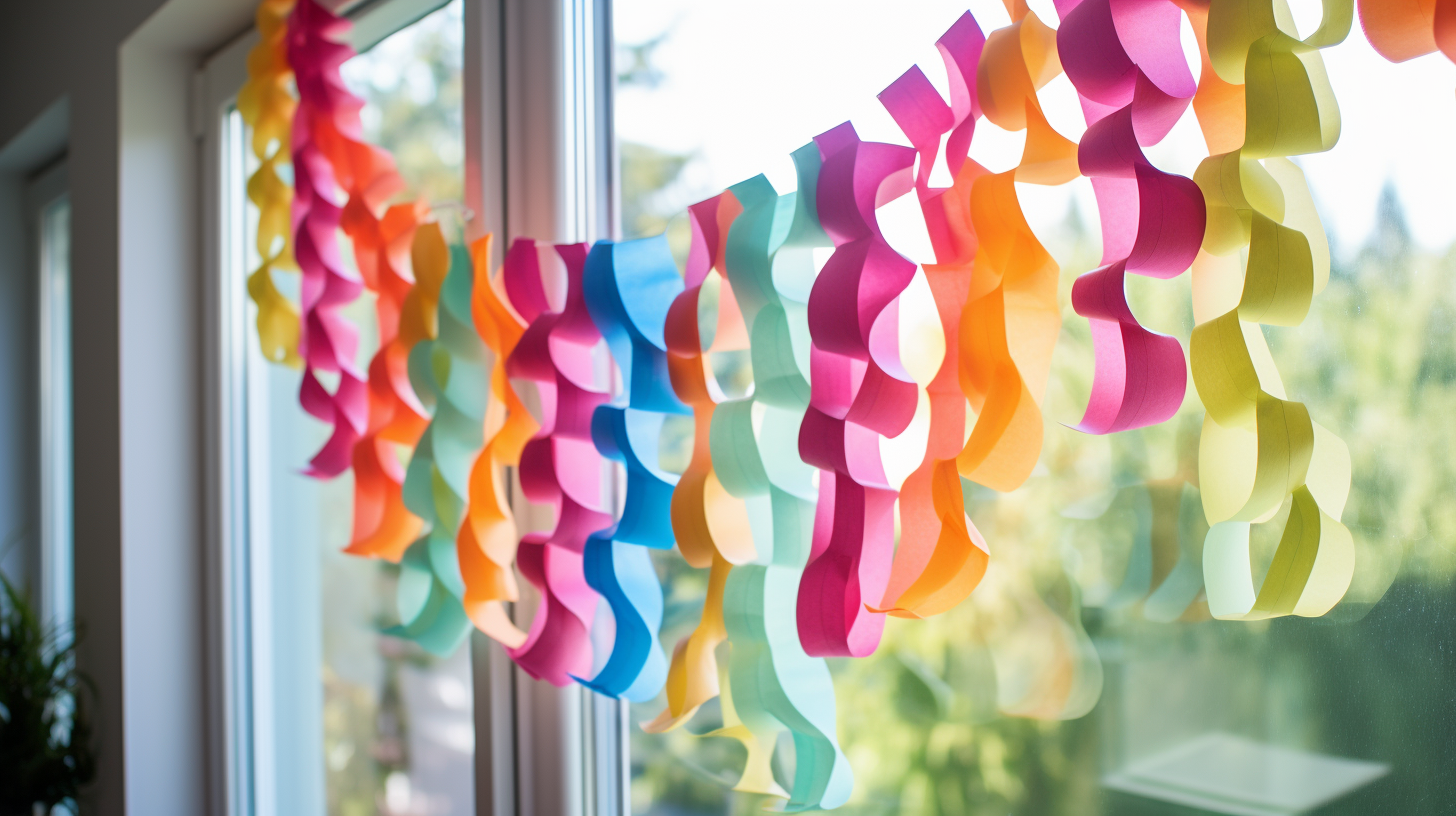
[470,0,622,813]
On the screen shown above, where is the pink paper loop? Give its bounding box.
[504,240,610,685]
[796,124,919,658]
[1061,0,1205,435]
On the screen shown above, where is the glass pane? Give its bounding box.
[238,3,471,815]
[613,2,1456,814]
[39,193,72,635]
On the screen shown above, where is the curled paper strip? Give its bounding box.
[1185,0,1355,620]
[1058,0,1203,434]
[288,0,406,478]
[392,238,486,655]
[797,121,918,659]
[957,6,1075,493]
[287,0,370,479]
[647,191,755,736]
[347,204,430,562]
[574,236,687,701]
[872,5,1078,627]
[458,236,539,647]
[665,193,754,571]
[237,0,301,368]
[1359,0,1456,65]
[505,241,610,686]
[874,12,991,621]
[714,149,853,811]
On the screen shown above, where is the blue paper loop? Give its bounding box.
[575,235,691,699]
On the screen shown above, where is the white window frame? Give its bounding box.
[198,1,624,814]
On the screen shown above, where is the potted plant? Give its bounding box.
[0,576,95,816]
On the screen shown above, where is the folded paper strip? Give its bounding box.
[1184,0,1356,620]
[457,237,539,646]
[390,235,484,654]
[288,0,404,479]
[711,151,854,810]
[237,0,301,367]
[505,241,611,685]
[574,236,685,701]
[1058,0,1204,434]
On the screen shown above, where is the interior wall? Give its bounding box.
[0,1,253,813]
[116,38,205,816]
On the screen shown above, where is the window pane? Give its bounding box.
[238,4,471,815]
[613,2,1456,814]
[39,193,72,635]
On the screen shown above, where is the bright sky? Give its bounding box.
[615,0,1456,259]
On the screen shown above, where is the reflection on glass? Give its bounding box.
[614,1,1456,814]
[243,4,471,815]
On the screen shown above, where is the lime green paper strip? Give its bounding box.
[1188,0,1355,621]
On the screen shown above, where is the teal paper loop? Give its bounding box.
[712,145,853,811]
[390,243,481,656]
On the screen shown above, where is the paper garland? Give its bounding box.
[346,203,429,563]
[955,7,1074,493]
[236,0,301,368]
[392,234,482,654]
[286,0,369,480]
[712,153,854,810]
[1185,0,1356,620]
[646,192,794,797]
[458,236,538,646]
[504,241,611,685]
[796,121,918,659]
[239,0,1456,805]
[288,0,407,478]
[576,236,684,701]
[1060,0,1203,434]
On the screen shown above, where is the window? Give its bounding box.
[2,157,73,638]
[211,3,475,814]
[203,0,1456,814]
[615,1,1456,814]
[31,163,72,636]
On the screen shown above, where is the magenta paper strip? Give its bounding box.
[1058,0,1205,434]
[503,240,610,685]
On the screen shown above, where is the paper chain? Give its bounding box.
[504,241,613,683]
[1186,1,1357,619]
[255,0,1456,806]
[1061,0,1203,434]
[392,235,482,652]
[237,0,301,368]
[576,236,683,700]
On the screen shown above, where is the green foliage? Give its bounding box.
[345,1,465,209]
[0,577,94,816]
[618,32,670,90]
[621,142,693,241]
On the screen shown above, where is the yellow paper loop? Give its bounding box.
[238,0,301,367]
[1187,0,1355,620]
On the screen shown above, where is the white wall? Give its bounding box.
[0,1,253,813]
